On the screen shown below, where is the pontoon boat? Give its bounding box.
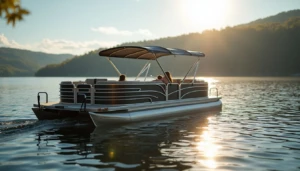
[32,46,222,126]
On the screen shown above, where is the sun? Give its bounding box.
[180,0,229,30]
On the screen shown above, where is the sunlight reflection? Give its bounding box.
[109,150,115,159]
[197,117,221,169]
[198,77,219,97]
[200,159,217,169]
[198,77,219,84]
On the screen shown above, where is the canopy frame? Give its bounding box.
[99,46,205,60]
[135,61,151,81]
[100,46,205,83]
[106,57,121,76]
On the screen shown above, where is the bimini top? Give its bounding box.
[99,46,205,60]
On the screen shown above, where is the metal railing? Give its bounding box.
[37,92,48,109]
[209,88,219,97]
[78,93,87,112]
[58,82,212,105]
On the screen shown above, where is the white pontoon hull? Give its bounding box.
[90,100,221,126]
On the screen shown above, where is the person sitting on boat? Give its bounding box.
[161,71,173,84]
[119,74,126,81]
[153,75,162,81]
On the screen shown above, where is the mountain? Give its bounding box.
[247,9,300,25]
[36,9,300,77]
[34,50,150,77]
[0,47,73,76]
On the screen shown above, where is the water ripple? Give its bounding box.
[0,77,300,170]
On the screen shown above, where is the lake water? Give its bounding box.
[0,77,300,171]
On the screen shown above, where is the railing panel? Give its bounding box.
[168,83,179,100]
[180,83,208,99]
[94,83,166,104]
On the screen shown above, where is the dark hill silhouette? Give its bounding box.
[35,51,147,77]
[247,9,300,25]
[33,9,300,77]
[0,47,73,76]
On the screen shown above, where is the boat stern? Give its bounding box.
[32,107,91,122]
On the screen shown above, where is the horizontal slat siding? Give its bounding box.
[77,84,92,103]
[60,83,75,103]
[181,83,208,99]
[94,84,166,104]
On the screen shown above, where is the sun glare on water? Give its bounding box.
[196,117,222,168]
[180,0,230,30]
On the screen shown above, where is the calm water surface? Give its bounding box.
[0,77,300,170]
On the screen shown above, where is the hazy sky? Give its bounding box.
[0,0,299,55]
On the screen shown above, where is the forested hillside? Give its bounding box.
[34,51,149,77]
[247,9,300,25]
[35,9,300,77]
[0,47,73,76]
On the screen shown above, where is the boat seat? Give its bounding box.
[60,81,75,88]
[96,80,154,85]
[77,84,92,88]
[72,81,86,87]
[60,81,75,103]
[86,78,108,85]
[60,81,73,85]
[172,79,181,84]
[96,81,163,85]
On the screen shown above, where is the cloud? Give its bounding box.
[0,34,118,55]
[91,26,153,37]
[36,39,119,55]
[91,27,132,36]
[0,34,10,46]
[136,29,153,37]
[0,34,26,49]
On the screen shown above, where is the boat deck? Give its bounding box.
[34,96,221,113]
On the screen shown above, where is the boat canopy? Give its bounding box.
[99,46,205,60]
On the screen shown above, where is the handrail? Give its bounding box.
[209,88,219,97]
[78,93,87,112]
[37,92,48,109]
[181,90,207,98]
[95,97,153,103]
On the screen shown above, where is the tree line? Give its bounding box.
[36,14,300,77]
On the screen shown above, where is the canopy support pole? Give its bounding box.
[155,57,171,83]
[192,59,200,83]
[144,63,151,81]
[135,61,150,80]
[106,57,121,76]
[181,58,200,83]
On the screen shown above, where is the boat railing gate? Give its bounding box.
[78,93,87,112]
[209,88,219,97]
[37,92,48,109]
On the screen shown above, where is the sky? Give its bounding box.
[0,0,300,55]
